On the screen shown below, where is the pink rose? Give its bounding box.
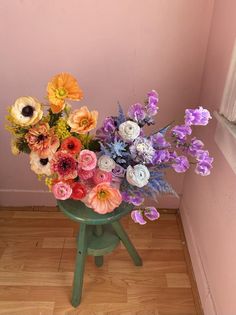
[77,167,94,180]
[78,150,97,171]
[52,181,72,200]
[93,169,112,185]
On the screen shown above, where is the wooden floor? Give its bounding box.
[0,206,202,315]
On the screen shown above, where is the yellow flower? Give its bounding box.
[11,139,20,155]
[10,96,43,127]
[55,118,71,140]
[67,106,98,134]
[47,73,83,113]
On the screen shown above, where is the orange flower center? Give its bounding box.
[80,118,89,126]
[97,189,110,200]
[56,87,68,99]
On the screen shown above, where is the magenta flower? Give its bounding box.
[78,150,97,171]
[52,181,72,200]
[144,207,160,221]
[185,106,212,126]
[128,103,146,122]
[50,151,77,180]
[131,210,147,225]
[172,156,190,173]
[172,125,192,140]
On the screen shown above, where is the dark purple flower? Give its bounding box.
[151,132,170,148]
[185,106,212,126]
[112,164,125,177]
[172,156,190,173]
[128,103,146,122]
[103,117,116,133]
[172,125,192,140]
[122,192,144,206]
[188,137,204,156]
[147,90,159,116]
[152,149,170,164]
[144,207,160,221]
[131,210,147,225]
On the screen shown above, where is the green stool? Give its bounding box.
[57,199,142,307]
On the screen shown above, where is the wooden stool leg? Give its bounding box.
[71,223,87,307]
[93,225,104,267]
[111,221,142,266]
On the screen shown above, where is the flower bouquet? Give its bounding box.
[6,73,213,224]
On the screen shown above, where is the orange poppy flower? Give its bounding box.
[67,106,98,134]
[47,73,83,113]
[87,183,122,214]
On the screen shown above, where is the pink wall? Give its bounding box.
[0,0,214,206]
[180,1,236,314]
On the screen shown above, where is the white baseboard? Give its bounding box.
[180,199,217,315]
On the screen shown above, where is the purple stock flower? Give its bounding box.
[152,149,170,164]
[172,125,192,140]
[147,90,159,116]
[131,210,147,225]
[144,207,160,221]
[185,106,212,126]
[172,156,190,173]
[103,117,116,133]
[188,137,204,156]
[151,132,170,148]
[130,137,155,163]
[112,164,125,177]
[128,103,146,122]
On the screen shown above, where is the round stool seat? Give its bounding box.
[57,199,134,225]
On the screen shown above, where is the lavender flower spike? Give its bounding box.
[185,106,212,126]
[131,210,147,225]
[144,207,160,221]
[172,156,190,173]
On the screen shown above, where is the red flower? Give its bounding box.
[50,151,77,180]
[61,136,82,155]
[71,182,87,200]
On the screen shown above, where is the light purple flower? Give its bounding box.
[185,106,212,126]
[130,137,155,163]
[103,117,116,133]
[195,161,212,176]
[195,150,213,163]
[147,90,159,116]
[172,156,190,173]
[144,207,160,221]
[172,125,192,140]
[152,149,170,164]
[151,132,170,148]
[128,103,146,122]
[188,137,204,156]
[122,192,144,206]
[112,164,125,177]
[131,210,147,225]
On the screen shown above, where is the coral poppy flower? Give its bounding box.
[67,106,98,134]
[25,123,60,158]
[87,183,122,214]
[71,182,87,200]
[47,73,83,113]
[61,136,82,155]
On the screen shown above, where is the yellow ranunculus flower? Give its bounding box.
[10,96,43,127]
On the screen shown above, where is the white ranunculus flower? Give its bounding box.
[126,164,150,188]
[118,121,140,142]
[10,96,43,127]
[98,155,116,172]
[30,151,52,176]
